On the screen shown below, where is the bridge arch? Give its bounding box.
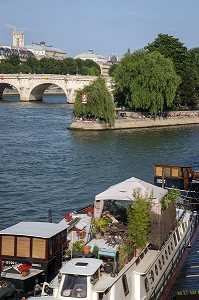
[0,74,112,103]
[0,82,20,100]
[29,83,66,101]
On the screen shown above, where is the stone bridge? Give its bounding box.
[0,74,112,103]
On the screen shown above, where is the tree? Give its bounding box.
[74,77,115,127]
[145,33,199,107]
[146,34,189,74]
[113,50,181,115]
[127,189,152,249]
[109,64,118,76]
[6,54,20,66]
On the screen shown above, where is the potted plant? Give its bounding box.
[91,213,112,238]
[92,244,99,258]
[64,213,73,222]
[85,206,94,217]
[18,263,32,277]
[118,244,129,270]
[72,240,85,253]
[65,248,71,260]
[83,244,91,254]
[127,189,152,254]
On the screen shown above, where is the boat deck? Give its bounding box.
[162,223,199,299]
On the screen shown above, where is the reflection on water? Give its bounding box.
[0,95,199,230]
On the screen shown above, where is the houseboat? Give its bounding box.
[29,176,198,300]
[0,221,69,293]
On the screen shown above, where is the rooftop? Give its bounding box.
[0,221,68,238]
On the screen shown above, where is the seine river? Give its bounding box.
[0,95,199,230]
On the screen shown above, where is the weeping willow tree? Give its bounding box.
[113,50,181,115]
[73,77,115,127]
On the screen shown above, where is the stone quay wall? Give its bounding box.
[69,110,199,130]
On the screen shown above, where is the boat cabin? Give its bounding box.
[43,258,102,299]
[154,164,193,190]
[0,221,68,292]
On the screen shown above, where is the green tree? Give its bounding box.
[6,54,20,66]
[0,62,16,73]
[127,189,152,249]
[25,57,41,73]
[113,50,181,115]
[74,77,115,127]
[16,63,31,74]
[83,59,101,75]
[145,33,198,107]
[146,34,189,73]
[109,64,118,76]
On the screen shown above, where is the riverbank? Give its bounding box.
[69,112,199,130]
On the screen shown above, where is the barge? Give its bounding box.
[29,175,198,300]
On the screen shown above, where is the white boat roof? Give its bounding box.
[0,221,68,238]
[61,258,102,276]
[95,176,168,203]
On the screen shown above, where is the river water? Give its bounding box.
[0,95,199,230]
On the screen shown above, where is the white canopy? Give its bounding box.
[94,177,168,217]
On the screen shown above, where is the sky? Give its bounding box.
[0,0,199,60]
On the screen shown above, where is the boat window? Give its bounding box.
[168,246,171,255]
[150,270,154,282]
[17,236,30,257]
[182,223,185,233]
[122,274,129,296]
[155,264,158,276]
[173,233,177,246]
[145,278,149,292]
[176,229,180,242]
[158,259,162,270]
[32,238,46,259]
[1,236,15,256]
[171,242,173,251]
[165,250,168,260]
[61,274,87,298]
[164,167,170,177]
[162,255,165,265]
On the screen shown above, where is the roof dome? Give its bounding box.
[74,49,107,62]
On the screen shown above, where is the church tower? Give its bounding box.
[12,27,24,48]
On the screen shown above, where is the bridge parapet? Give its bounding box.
[0,74,113,103]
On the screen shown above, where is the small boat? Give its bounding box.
[28,173,198,300]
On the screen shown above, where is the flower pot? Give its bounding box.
[22,269,30,277]
[87,211,93,217]
[79,230,86,239]
[95,232,102,239]
[135,248,142,257]
[83,245,91,254]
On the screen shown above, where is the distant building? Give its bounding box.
[0,28,66,62]
[12,27,24,48]
[74,49,111,76]
[108,53,119,64]
[25,41,66,60]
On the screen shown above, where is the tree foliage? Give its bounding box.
[127,189,152,249]
[146,34,199,107]
[113,50,181,114]
[73,77,115,127]
[0,56,101,76]
[146,34,189,73]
